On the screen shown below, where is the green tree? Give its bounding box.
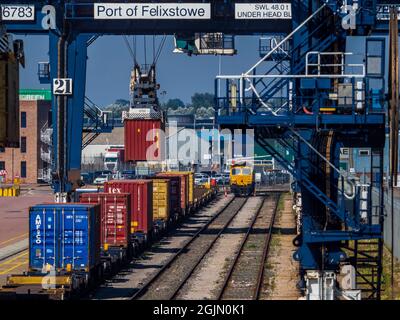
[162,98,185,110]
[191,92,214,110]
[103,99,130,116]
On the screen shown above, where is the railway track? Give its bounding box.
[131,196,248,300]
[217,193,280,300]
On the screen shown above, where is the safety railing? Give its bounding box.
[305,52,365,76]
[215,74,374,118]
[84,97,113,132]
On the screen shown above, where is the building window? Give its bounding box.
[0,161,5,170]
[21,112,27,128]
[21,137,27,153]
[0,146,4,153]
[359,149,370,157]
[21,161,26,178]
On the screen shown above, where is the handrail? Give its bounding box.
[288,128,356,199]
[245,2,327,76]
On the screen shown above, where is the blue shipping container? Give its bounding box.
[29,204,101,273]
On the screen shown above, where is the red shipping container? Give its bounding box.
[104,180,153,235]
[152,176,181,215]
[79,193,131,249]
[156,173,188,213]
[124,119,164,161]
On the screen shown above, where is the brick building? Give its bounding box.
[0,90,51,184]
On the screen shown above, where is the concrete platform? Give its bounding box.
[0,189,52,246]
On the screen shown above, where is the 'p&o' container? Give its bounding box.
[29,203,101,273]
[79,193,131,249]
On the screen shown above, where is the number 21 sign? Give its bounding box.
[53,78,73,95]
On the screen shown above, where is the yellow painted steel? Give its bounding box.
[6,275,72,286]
[320,107,336,112]
[152,179,170,221]
[0,186,20,197]
[230,165,254,190]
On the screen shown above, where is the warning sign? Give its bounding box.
[235,3,292,19]
[94,3,210,20]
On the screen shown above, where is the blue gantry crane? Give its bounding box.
[1,0,399,299]
[215,0,399,299]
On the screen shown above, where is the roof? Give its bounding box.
[89,127,124,145]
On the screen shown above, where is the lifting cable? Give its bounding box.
[123,34,167,68]
[123,35,138,66]
[153,35,167,66]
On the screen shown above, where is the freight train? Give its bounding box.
[0,172,217,300]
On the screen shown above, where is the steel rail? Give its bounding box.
[253,193,280,300]
[217,193,280,300]
[217,196,267,300]
[168,197,248,300]
[129,195,242,300]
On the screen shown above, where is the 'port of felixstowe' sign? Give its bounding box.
[94,3,211,19]
[235,3,292,19]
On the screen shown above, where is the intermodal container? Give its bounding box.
[79,193,131,249]
[153,175,181,216]
[194,187,209,203]
[74,188,101,202]
[29,203,101,273]
[156,173,188,213]
[124,119,163,161]
[151,179,170,222]
[166,171,194,205]
[104,180,153,235]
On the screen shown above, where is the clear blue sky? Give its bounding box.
[17,35,260,107]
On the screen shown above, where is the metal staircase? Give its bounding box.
[39,122,53,183]
[253,11,339,112]
[257,127,383,298]
[255,127,381,235]
[255,129,343,221]
[352,239,382,300]
[82,97,113,149]
[346,148,384,299]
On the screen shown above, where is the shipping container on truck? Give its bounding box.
[29,203,101,273]
[124,119,164,161]
[156,173,189,215]
[104,180,153,240]
[152,175,181,219]
[79,193,131,252]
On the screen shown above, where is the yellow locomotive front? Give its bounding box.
[229,164,255,196]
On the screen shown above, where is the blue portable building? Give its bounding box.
[29,203,101,273]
